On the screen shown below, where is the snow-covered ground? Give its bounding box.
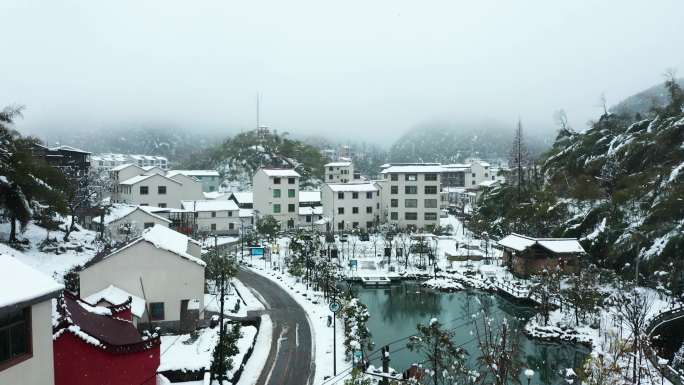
[204,278,266,318]
[0,221,99,282]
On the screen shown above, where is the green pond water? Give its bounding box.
[354,282,590,385]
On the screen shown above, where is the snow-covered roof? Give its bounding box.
[442,163,471,170]
[168,170,219,177]
[231,192,253,204]
[325,161,352,167]
[92,204,171,225]
[299,206,323,215]
[239,209,254,218]
[260,168,300,177]
[203,191,229,200]
[479,180,499,187]
[119,173,181,186]
[110,163,140,172]
[498,233,585,254]
[141,226,206,266]
[380,165,445,174]
[181,200,239,212]
[84,285,146,318]
[49,145,91,154]
[299,191,321,203]
[327,183,378,192]
[0,254,63,308]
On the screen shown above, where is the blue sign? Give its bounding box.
[250,247,265,257]
[349,259,358,269]
[329,301,341,313]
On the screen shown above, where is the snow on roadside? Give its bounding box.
[247,266,347,384]
[237,314,273,385]
[204,278,265,318]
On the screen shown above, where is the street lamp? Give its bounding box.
[524,369,534,385]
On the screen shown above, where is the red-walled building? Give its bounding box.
[53,294,161,385]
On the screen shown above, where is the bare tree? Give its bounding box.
[615,287,655,385]
[475,313,522,385]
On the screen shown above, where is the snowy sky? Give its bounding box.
[1,0,683,142]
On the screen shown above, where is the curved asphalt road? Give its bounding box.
[238,268,315,385]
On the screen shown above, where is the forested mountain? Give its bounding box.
[471,76,684,277]
[388,121,547,164]
[35,125,224,166]
[180,129,328,188]
[611,77,684,119]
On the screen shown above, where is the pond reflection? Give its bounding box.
[355,283,590,385]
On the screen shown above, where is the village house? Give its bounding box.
[113,172,204,209]
[109,163,146,186]
[252,168,300,229]
[0,255,63,385]
[181,199,240,235]
[90,204,172,244]
[299,206,324,228]
[498,233,585,276]
[31,144,91,177]
[321,182,381,232]
[93,153,168,172]
[324,161,355,183]
[78,225,205,331]
[168,170,221,192]
[229,191,254,209]
[52,293,161,385]
[380,164,443,231]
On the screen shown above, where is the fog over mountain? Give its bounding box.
[1,1,683,146]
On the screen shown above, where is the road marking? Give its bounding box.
[250,287,270,309]
[296,323,299,347]
[265,326,288,385]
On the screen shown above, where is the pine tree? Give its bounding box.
[508,119,529,200]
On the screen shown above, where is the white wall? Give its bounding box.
[79,241,205,324]
[252,170,300,229]
[116,174,203,208]
[381,171,441,230]
[0,300,56,385]
[106,209,170,243]
[194,209,240,235]
[325,164,354,183]
[321,185,380,231]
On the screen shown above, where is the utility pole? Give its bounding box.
[216,235,226,384]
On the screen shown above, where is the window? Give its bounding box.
[366,206,372,214]
[425,212,438,220]
[288,189,295,198]
[425,173,438,181]
[366,221,373,229]
[424,186,438,194]
[329,175,333,180]
[306,215,312,223]
[273,189,281,198]
[352,222,359,229]
[472,180,476,185]
[140,203,149,206]
[338,221,345,230]
[228,211,233,217]
[405,186,417,194]
[211,224,217,231]
[484,173,488,177]
[390,186,398,195]
[209,186,216,192]
[390,212,398,220]
[273,204,281,214]
[288,177,296,184]
[352,192,358,199]
[338,207,344,215]
[390,199,398,208]
[404,199,418,208]
[288,204,295,213]
[211,211,216,217]
[158,186,166,194]
[273,177,281,184]
[144,222,154,229]
[390,174,398,181]
[140,186,149,195]
[405,212,418,220]
[0,308,31,367]
[329,166,333,171]
[158,203,167,208]
[492,176,495,180]
[366,192,373,199]
[405,174,418,181]
[229,223,235,229]
[149,302,165,321]
[352,207,359,214]
[424,199,438,208]
[338,192,344,199]
[472,173,476,178]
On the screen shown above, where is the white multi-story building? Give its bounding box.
[252,168,300,229]
[324,161,354,183]
[168,170,221,192]
[441,160,495,188]
[92,153,168,171]
[380,165,443,230]
[181,200,240,235]
[321,182,381,232]
[113,172,203,209]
